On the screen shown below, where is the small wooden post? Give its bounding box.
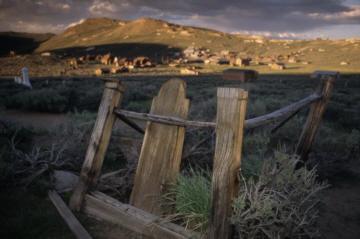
[69,79,124,211]
[295,71,338,162]
[130,79,189,215]
[209,88,248,239]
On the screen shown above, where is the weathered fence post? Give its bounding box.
[295,71,338,162]
[130,79,189,215]
[209,88,248,239]
[70,79,124,211]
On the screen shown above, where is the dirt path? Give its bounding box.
[318,159,360,239]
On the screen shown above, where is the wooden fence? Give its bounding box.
[68,71,338,239]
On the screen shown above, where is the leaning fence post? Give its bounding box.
[69,79,124,211]
[209,88,248,239]
[295,71,338,162]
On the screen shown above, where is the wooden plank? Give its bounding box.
[295,73,338,162]
[209,88,248,239]
[69,80,124,211]
[130,79,190,215]
[48,190,92,239]
[83,191,198,239]
[114,109,215,128]
[114,93,320,130]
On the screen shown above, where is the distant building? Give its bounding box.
[269,63,285,70]
[41,52,51,57]
[222,69,258,82]
[230,57,251,67]
[288,57,298,63]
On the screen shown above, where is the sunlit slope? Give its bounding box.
[36,17,360,73]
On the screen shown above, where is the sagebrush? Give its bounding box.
[232,152,328,239]
[166,151,327,238]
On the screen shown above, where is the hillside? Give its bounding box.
[0,32,54,56]
[34,17,360,73]
[36,17,232,52]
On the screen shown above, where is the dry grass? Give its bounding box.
[232,152,328,239]
[163,151,328,238]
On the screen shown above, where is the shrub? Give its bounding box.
[5,89,68,113]
[232,152,328,239]
[164,168,211,233]
[189,97,216,121]
[124,100,151,113]
[0,112,96,188]
[247,99,267,118]
[345,129,360,156]
[166,152,327,238]
[315,126,360,158]
[241,132,270,179]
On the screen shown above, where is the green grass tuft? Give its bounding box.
[163,168,211,232]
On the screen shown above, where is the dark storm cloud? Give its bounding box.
[125,0,359,32]
[0,0,359,36]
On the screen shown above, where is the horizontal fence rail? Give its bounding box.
[245,93,321,129]
[114,93,322,131]
[114,109,216,128]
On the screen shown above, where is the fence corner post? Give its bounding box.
[295,71,338,162]
[69,78,124,211]
[209,88,248,239]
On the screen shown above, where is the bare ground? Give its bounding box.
[318,158,360,239]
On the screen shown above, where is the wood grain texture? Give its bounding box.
[48,191,92,239]
[69,80,124,211]
[83,191,198,239]
[130,79,189,215]
[209,88,248,239]
[296,73,337,162]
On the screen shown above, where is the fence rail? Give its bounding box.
[114,93,322,131]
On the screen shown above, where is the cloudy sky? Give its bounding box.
[0,0,359,39]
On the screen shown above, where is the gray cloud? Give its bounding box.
[0,0,359,37]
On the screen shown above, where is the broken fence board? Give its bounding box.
[48,190,92,239]
[84,191,199,239]
[69,80,124,211]
[130,79,190,215]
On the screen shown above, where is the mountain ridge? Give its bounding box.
[2,17,359,72]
